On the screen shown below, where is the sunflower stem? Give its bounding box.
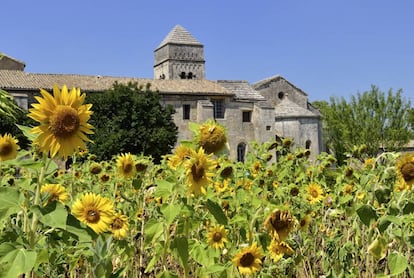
[30,154,48,236]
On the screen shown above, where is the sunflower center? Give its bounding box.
[213,232,223,242]
[0,142,12,156]
[49,193,60,202]
[191,163,205,181]
[50,105,80,138]
[401,162,414,182]
[220,167,233,178]
[112,218,124,230]
[123,163,133,174]
[310,188,319,198]
[240,252,254,267]
[86,210,100,223]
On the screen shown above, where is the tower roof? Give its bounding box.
[156,25,202,49]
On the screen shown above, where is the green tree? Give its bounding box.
[313,85,413,164]
[86,82,178,162]
[0,89,34,149]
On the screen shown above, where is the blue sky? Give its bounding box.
[2,0,413,103]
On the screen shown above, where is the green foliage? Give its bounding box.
[0,92,34,149]
[313,85,413,164]
[86,82,178,162]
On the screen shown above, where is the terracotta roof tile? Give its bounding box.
[0,70,232,96]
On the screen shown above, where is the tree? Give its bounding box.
[86,82,178,162]
[313,85,413,164]
[0,89,34,149]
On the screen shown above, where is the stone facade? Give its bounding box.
[0,25,323,161]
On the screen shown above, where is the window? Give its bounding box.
[266,125,271,131]
[183,104,191,120]
[180,72,186,79]
[278,91,285,99]
[212,99,225,119]
[305,140,311,149]
[187,72,193,79]
[242,111,252,122]
[237,143,246,162]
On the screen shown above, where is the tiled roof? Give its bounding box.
[217,80,265,101]
[156,25,202,50]
[253,75,308,96]
[275,97,320,118]
[0,70,232,96]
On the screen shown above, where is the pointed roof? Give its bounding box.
[156,25,202,49]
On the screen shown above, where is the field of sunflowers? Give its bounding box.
[0,85,414,277]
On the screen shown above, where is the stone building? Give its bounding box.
[0,25,323,161]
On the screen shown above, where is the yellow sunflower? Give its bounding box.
[197,120,227,154]
[233,242,264,275]
[28,84,93,159]
[184,147,216,195]
[214,179,230,193]
[40,184,69,204]
[116,153,136,179]
[207,225,228,249]
[71,193,115,234]
[167,144,193,169]
[395,153,414,189]
[268,239,294,262]
[110,212,129,240]
[307,183,324,204]
[0,133,19,161]
[264,209,296,241]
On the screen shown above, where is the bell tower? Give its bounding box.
[154,25,205,80]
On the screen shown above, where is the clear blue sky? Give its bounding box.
[2,0,413,103]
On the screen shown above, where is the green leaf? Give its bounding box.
[0,187,23,222]
[205,199,228,225]
[144,218,164,244]
[204,264,228,274]
[402,201,414,214]
[388,252,408,275]
[161,203,181,226]
[0,247,37,278]
[16,124,36,142]
[33,202,68,230]
[356,204,378,226]
[154,179,174,199]
[378,215,402,233]
[65,214,97,242]
[171,236,189,270]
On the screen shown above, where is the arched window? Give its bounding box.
[187,72,193,79]
[278,92,285,99]
[237,143,246,162]
[180,72,186,79]
[305,140,311,149]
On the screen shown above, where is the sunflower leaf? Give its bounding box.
[356,204,378,227]
[388,252,408,275]
[206,199,227,225]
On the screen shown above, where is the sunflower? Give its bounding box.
[197,120,227,154]
[307,183,324,204]
[268,239,294,262]
[207,225,228,249]
[40,184,69,204]
[89,163,102,175]
[214,179,230,193]
[233,242,264,275]
[251,161,262,177]
[299,214,312,231]
[264,209,296,241]
[396,153,414,189]
[99,173,111,182]
[0,133,19,161]
[110,212,129,240]
[28,84,93,159]
[116,153,136,179]
[342,184,354,195]
[184,147,216,195]
[219,165,233,179]
[167,144,193,169]
[71,193,115,234]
